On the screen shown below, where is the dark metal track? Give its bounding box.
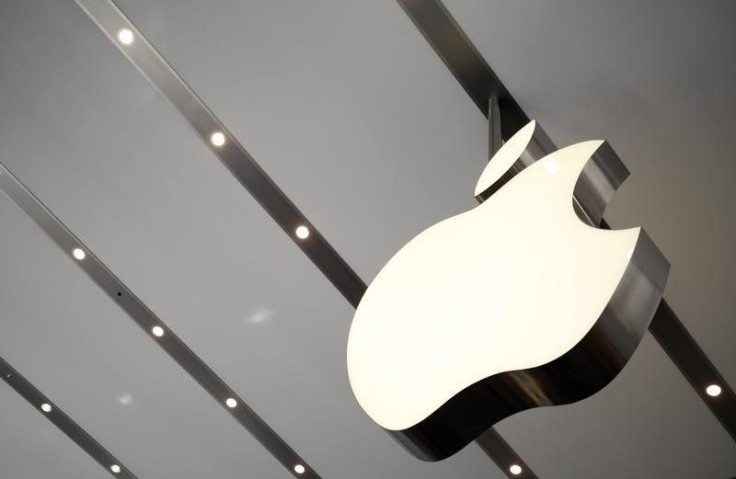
[70,0,536,476]
[395,0,529,139]
[0,164,319,479]
[476,429,539,479]
[0,355,138,478]
[74,0,366,309]
[650,301,736,441]
[396,0,736,446]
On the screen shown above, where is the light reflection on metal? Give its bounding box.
[348,121,669,460]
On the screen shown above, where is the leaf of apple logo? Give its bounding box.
[347,121,670,461]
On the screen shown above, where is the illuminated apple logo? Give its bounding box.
[347,121,669,461]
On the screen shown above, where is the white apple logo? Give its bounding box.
[347,121,669,461]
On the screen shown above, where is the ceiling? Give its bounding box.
[0,1,735,478]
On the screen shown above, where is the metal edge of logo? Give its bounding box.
[385,142,670,461]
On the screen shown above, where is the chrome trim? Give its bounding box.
[385,142,670,461]
[488,97,502,159]
[389,8,736,449]
[482,122,630,227]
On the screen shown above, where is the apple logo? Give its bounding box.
[347,120,670,461]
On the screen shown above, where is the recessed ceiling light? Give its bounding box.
[151,326,165,337]
[294,464,306,475]
[509,464,522,475]
[295,225,310,240]
[40,403,52,413]
[225,398,237,408]
[110,464,121,474]
[210,131,226,148]
[116,28,134,46]
[72,248,86,260]
[706,384,722,397]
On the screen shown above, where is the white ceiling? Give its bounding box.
[0,1,735,478]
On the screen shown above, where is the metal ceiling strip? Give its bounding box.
[73,0,366,309]
[0,355,138,478]
[0,165,320,479]
[70,0,536,476]
[395,0,529,139]
[476,429,539,479]
[396,0,736,444]
[650,301,736,441]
